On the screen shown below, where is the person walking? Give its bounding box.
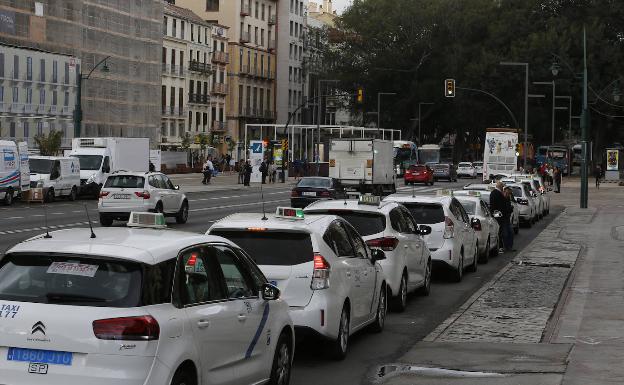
[502,186,515,251]
[554,166,562,193]
[269,161,277,183]
[238,160,245,184]
[259,159,268,184]
[490,181,512,253]
[243,160,252,186]
[202,157,214,184]
[595,164,602,189]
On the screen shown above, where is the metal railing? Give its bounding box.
[240,31,251,43]
[189,60,213,74]
[162,106,186,116]
[268,14,276,25]
[212,51,229,64]
[240,3,250,16]
[61,106,72,115]
[212,82,227,95]
[188,93,210,104]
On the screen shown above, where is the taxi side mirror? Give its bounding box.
[370,249,386,263]
[261,283,281,301]
[174,185,180,190]
[418,225,432,235]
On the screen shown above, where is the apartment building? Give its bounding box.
[210,23,230,152]
[161,2,213,148]
[276,0,308,124]
[0,44,79,148]
[0,1,162,144]
[175,0,277,160]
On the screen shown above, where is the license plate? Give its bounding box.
[112,193,131,199]
[28,363,48,374]
[7,347,73,366]
[302,192,316,197]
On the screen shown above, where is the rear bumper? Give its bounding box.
[288,291,344,341]
[405,175,430,183]
[430,240,459,270]
[98,204,152,219]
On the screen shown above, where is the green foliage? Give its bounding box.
[34,130,63,156]
[180,132,191,150]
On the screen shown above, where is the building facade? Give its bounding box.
[174,0,277,160]
[210,23,230,153]
[0,44,79,148]
[0,0,162,146]
[161,3,213,149]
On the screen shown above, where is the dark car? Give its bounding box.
[290,177,345,208]
[433,163,457,182]
[404,164,435,186]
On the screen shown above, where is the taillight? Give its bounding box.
[311,253,330,290]
[472,220,482,231]
[405,170,412,175]
[517,198,529,205]
[320,191,331,197]
[443,216,455,239]
[291,190,299,197]
[99,191,109,198]
[366,237,399,251]
[135,191,151,199]
[93,316,160,341]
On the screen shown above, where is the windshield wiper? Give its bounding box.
[46,293,106,302]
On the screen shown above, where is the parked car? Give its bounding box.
[506,182,538,226]
[432,163,457,182]
[457,162,477,178]
[453,192,500,263]
[461,185,520,235]
[291,177,345,208]
[98,172,188,226]
[29,156,81,202]
[404,164,435,186]
[304,197,433,312]
[473,161,484,175]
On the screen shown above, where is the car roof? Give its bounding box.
[107,171,161,177]
[304,199,398,215]
[30,156,74,160]
[209,212,336,233]
[384,194,451,205]
[7,228,234,265]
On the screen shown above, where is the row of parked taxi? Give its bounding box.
[0,173,552,385]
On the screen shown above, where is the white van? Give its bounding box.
[0,140,29,205]
[29,156,81,202]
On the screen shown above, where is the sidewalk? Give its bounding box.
[376,177,624,385]
[167,172,297,193]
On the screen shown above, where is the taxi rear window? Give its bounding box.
[307,210,386,236]
[401,203,445,224]
[0,253,175,307]
[210,230,313,266]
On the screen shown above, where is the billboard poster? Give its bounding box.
[606,149,618,171]
[249,140,265,183]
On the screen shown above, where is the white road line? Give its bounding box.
[0,221,97,236]
[6,216,24,220]
[188,190,289,202]
[189,199,289,212]
[51,212,65,215]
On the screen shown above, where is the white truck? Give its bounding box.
[483,128,519,181]
[69,137,150,197]
[328,139,396,195]
[29,156,81,202]
[0,140,29,205]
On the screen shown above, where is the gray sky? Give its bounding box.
[332,0,351,14]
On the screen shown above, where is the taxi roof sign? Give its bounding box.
[466,190,481,197]
[275,207,305,219]
[127,212,167,229]
[436,189,453,197]
[358,194,381,206]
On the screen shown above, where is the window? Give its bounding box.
[172,19,177,37]
[163,16,167,34]
[206,0,219,11]
[9,121,15,137]
[104,175,145,189]
[254,26,258,44]
[12,87,18,103]
[13,55,18,79]
[52,90,57,105]
[64,62,69,84]
[0,52,4,77]
[389,208,408,233]
[290,21,293,36]
[39,59,45,82]
[26,57,32,80]
[261,28,264,46]
[178,246,228,306]
[323,222,355,257]
[158,174,175,189]
[39,88,45,105]
[215,246,257,298]
[26,88,32,104]
[25,122,31,138]
[171,49,176,67]
[344,223,368,259]
[191,24,194,41]
[181,21,185,39]
[0,87,3,102]
[188,110,192,131]
[261,4,265,20]
[255,1,258,18]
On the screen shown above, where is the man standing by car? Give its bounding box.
[490,181,512,252]
[202,157,214,184]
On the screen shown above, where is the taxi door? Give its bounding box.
[343,223,378,323]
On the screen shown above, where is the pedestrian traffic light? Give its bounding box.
[445,79,455,98]
[356,88,364,103]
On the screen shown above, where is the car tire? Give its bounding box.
[370,284,387,333]
[268,332,292,385]
[329,305,350,360]
[175,201,189,224]
[453,252,464,282]
[45,188,55,203]
[418,259,432,296]
[390,274,408,312]
[68,186,77,201]
[170,367,197,385]
[468,245,478,272]
[99,214,113,227]
[3,189,13,206]
[480,238,490,263]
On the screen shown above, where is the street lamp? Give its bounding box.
[418,102,434,145]
[534,81,556,145]
[377,92,397,135]
[499,61,529,169]
[555,95,572,141]
[74,56,111,138]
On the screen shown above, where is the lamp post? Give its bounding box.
[534,81,556,145]
[555,96,572,141]
[74,56,110,138]
[315,79,339,175]
[377,92,397,135]
[499,61,529,169]
[418,102,434,145]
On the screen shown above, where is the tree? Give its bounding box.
[227,139,237,156]
[34,129,63,156]
[180,132,191,150]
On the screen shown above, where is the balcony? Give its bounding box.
[162,106,186,116]
[10,103,23,113]
[24,104,35,114]
[188,93,210,105]
[240,31,251,43]
[268,40,276,52]
[212,82,228,95]
[268,14,276,25]
[0,102,5,112]
[61,106,72,116]
[36,104,46,113]
[49,105,58,114]
[239,65,251,77]
[212,121,226,131]
[189,60,213,75]
[240,3,250,16]
[212,51,230,64]
[172,65,185,77]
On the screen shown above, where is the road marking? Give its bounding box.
[188,190,290,203]
[0,221,98,236]
[6,216,24,220]
[51,212,65,215]
[189,199,289,212]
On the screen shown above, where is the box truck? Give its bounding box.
[328,139,396,195]
[483,128,519,181]
[69,137,150,197]
[0,140,29,205]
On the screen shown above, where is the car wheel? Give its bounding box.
[176,201,189,224]
[418,259,432,296]
[99,214,113,227]
[468,244,478,272]
[170,367,197,385]
[491,237,499,257]
[268,332,292,385]
[370,284,387,333]
[45,188,55,203]
[69,186,77,201]
[480,238,490,263]
[453,251,464,282]
[391,274,408,312]
[329,305,350,360]
[3,189,13,206]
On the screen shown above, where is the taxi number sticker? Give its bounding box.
[47,262,99,277]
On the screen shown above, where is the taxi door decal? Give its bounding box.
[245,303,270,359]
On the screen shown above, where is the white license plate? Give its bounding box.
[302,192,316,197]
[112,193,131,199]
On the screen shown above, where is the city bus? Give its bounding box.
[393,140,418,176]
[418,144,441,165]
[536,145,570,175]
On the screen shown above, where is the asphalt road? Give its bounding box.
[0,178,563,385]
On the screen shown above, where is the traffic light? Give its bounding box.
[515,143,521,157]
[356,88,364,103]
[445,79,455,98]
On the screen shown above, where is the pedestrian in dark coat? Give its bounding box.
[243,161,252,186]
[554,167,562,193]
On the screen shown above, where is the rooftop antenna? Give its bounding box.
[412,181,416,198]
[84,204,96,238]
[260,182,268,221]
[43,204,52,239]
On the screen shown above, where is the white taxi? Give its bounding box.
[384,192,479,282]
[462,183,520,234]
[207,207,388,360]
[303,196,432,312]
[452,191,501,263]
[457,162,477,178]
[0,213,294,385]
